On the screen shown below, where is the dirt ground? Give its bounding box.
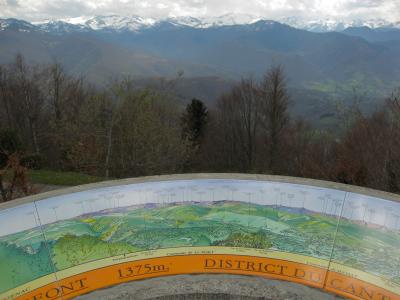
[76,274,345,300]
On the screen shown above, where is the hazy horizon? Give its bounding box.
[1,0,399,23]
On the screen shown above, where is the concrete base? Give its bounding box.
[76,274,346,300]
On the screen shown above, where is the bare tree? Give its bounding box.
[214,77,260,171]
[259,65,289,173]
[9,54,44,154]
[0,66,12,127]
[47,62,66,122]
[385,89,400,192]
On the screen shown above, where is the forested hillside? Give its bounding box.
[0,55,399,202]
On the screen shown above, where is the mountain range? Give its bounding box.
[1,15,399,81]
[0,14,399,127]
[26,14,400,33]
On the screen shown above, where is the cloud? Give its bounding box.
[6,0,19,7]
[0,0,398,22]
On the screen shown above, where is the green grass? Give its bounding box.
[27,170,105,186]
[307,74,395,97]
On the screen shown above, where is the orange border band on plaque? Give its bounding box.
[13,254,400,300]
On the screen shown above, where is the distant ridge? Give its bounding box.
[1,14,400,112]
[2,14,399,34]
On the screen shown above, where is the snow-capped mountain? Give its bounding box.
[46,14,263,31]
[43,14,400,32]
[33,15,156,32]
[0,18,36,32]
[167,14,262,28]
[1,13,400,93]
[3,14,265,34]
[1,14,399,34]
[84,15,156,31]
[34,20,90,33]
[280,16,400,32]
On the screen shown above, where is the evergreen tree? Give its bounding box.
[181,98,209,146]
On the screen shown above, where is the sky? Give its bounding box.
[0,0,399,22]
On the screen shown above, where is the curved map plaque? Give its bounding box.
[0,175,399,300]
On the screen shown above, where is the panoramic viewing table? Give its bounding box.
[0,174,399,300]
